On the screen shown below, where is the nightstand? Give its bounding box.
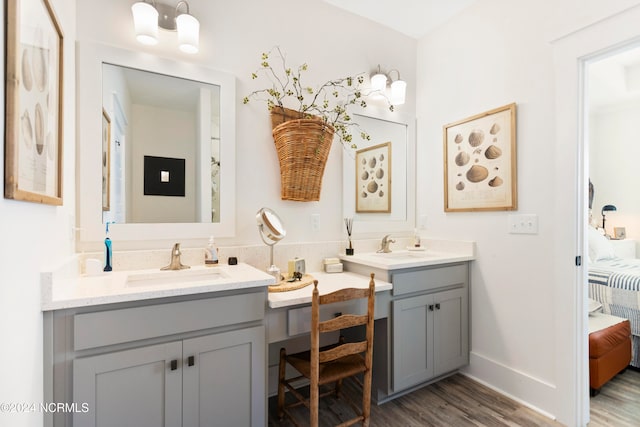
[609,239,637,258]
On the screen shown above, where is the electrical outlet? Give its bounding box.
[508,214,538,235]
[311,214,320,232]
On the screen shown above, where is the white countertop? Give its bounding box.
[339,249,474,271]
[42,263,275,311]
[267,271,392,309]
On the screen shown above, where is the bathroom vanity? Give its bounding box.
[42,263,273,427]
[338,246,473,402]
[42,241,474,426]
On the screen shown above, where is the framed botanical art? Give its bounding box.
[356,142,391,213]
[443,103,517,212]
[4,0,64,205]
[101,109,111,211]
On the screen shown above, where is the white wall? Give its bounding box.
[416,0,640,424]
[130,105,197,222]
[0,1,76,426]
[6,0,639,425]
[590,101,640,241]
[76,0,417,246]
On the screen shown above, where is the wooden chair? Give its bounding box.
[277,273,376,427]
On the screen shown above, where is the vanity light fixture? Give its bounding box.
[370,65,407,105]
[131,0,200,54]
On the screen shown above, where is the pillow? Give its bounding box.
[588,298,603,314]
[588,226,615,261]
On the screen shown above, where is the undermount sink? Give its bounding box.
[126,268,227,287]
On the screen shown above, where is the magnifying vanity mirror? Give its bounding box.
[256,207,286,278]
[77,42,236,248]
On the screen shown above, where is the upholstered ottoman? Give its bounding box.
[588,312,632,395]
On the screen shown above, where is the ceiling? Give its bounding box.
[323,0,478,39]
[322,0,640,109]
[589,46,640,110]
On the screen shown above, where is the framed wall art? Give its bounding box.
[101,108,111,211]
[443,103,517,212]
[356,142,391,213]
[143,156,186,197]
[4,0,64,205]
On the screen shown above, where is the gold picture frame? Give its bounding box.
[443,103,517,212]
[356,142,391,213]
[101,108,111,211]
[4,0,64,205]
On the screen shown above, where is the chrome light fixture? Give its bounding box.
[131,1,200,54]
[370,65,407,105]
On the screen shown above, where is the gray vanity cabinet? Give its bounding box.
[182,327,265,427]
[390,263,469,393]
[73,326,264,427]
[45,289,267,427]
[73,341,183,427]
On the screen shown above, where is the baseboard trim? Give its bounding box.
[462,351,558,421]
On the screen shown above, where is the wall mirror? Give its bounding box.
[77,42,236,248]
[342,110,416,235]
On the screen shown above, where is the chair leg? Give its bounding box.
[335,378,343,397]
[277,348,286,419]
[361,369,372,427]
[310,380,319,427]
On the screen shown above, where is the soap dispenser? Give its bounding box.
[413,228,421,248]
[104,222,113,272]
[205,236,219,266]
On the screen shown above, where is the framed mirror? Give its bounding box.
[342,110,416,235]
[77,42,236,247]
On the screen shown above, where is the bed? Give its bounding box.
[588,226,640,368]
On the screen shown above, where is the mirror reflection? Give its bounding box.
[101,63,221,224]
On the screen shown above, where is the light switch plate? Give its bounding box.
[508,214,538,234]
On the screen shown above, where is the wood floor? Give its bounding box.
[589,367,640,427]
[268,373,561,426]
[268,369,640,426]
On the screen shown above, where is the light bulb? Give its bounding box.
[177,13,200,54]
[131,2,159,46]
[371,73,387,92]
[390,79,406,105]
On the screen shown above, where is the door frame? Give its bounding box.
[551,5,640,425]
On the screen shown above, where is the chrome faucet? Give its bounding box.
[377,234,396,253]
[161,243,191,270]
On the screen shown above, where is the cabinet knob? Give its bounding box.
[170,359,178,371]
[428,304,434,311]
[188,355,195,367]
[435,303,441,310]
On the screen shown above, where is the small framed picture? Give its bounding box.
[355,142,391,213]
[101,109,111,211]
[614,227,626,240]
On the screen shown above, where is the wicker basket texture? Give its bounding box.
[270,108,335,202]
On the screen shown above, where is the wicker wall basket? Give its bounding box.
[271,108,335,202]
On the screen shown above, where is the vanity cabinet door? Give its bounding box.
[73,341,183,427]
[391,287,468,392]
[182,325,266,427]
[391,293,434,391]
[433,287,468,377]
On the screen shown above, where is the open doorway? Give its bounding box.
[584,42,640,423]
[550,7,640,424]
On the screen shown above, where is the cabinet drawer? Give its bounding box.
[74,292,265,351]
[392,264,467,296]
